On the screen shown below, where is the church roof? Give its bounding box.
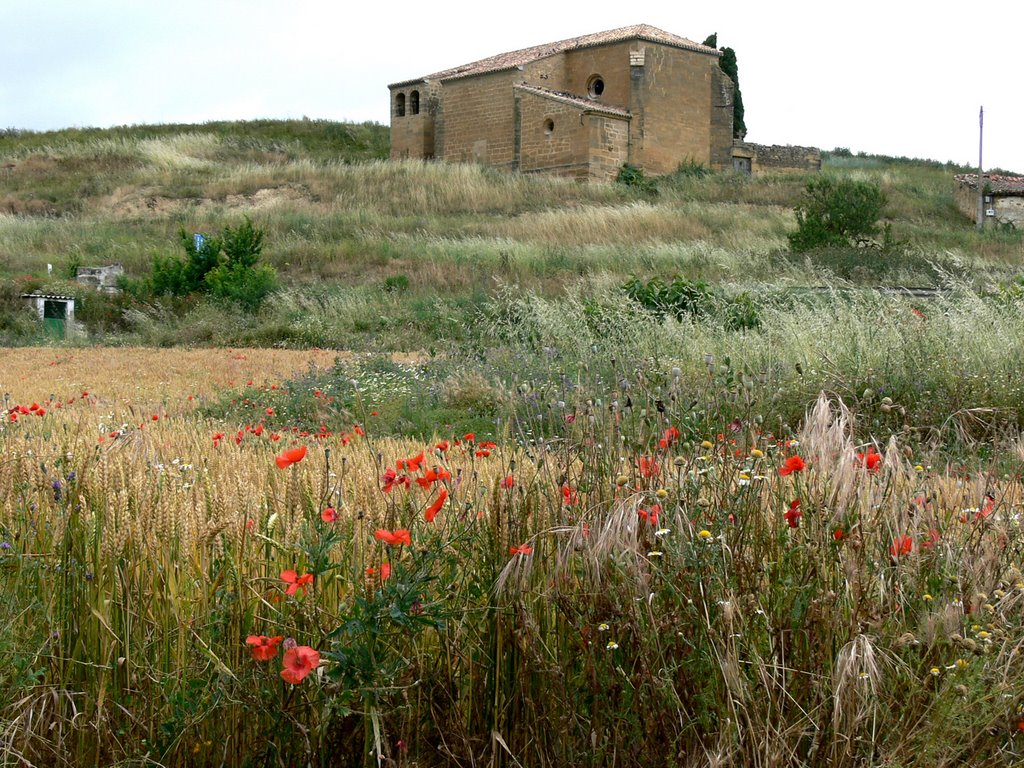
[513,84,631,117]
[389,24,718,88]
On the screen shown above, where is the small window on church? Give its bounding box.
[544,119,554,136]
[410,90,420,115]
[587,75,605,99]
[395,93,406,118]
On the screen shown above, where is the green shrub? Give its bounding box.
[149,217,276,311]
[788,176,887,252]
[622,276,716,321]
[616,163,657,196]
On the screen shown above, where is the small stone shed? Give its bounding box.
[954,174,1024,228]
[76,263,124,293]
[21,293,75,337]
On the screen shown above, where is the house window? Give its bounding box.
[395,93,406,117]
[544,119,554,136]
[410,90,420,115]
[587,75,605,99]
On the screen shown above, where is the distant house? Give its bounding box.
[954,174,1024,228]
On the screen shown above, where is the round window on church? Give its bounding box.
[587,75,605,99]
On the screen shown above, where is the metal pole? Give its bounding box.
[977,106,985,231]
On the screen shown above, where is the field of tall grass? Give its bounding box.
[2,346,1024,767]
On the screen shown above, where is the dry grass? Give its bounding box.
[0,347,339,408]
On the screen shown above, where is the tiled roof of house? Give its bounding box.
[389,24,718,87]
[955,173,1024,195]
[513,84,632,117]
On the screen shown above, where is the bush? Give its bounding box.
[788,176,887,252]
[149,218,276,311]
[616,164,657,196]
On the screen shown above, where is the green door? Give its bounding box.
[43,299,67,338]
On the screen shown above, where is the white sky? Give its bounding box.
[3,0,1021,171]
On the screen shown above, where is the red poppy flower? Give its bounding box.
[562,485,578,506]
[463,433,475,443]
[245,634,283,661]
[424,488,447,522]
[275,445,307,469]
[416,466,451,488]
[501,474,514,489]
[637,456,660,478]
[975,493,995,521]
[890,535,913,558]
[321,507,338,523]
[353,424,365,437]
[374,528,412,546]
[435,440,450,453]
[638,504,662,525]
[281,570,314,596]
[398,451,426,473]
[381,468,409,492]
[855,447,882,473]
[366,562,394,581]
[778,455,807,476]
[280,645,320,684]
[783,499,802,528]
[265,407,274,416]
[659,426,680,449]
[509,544,533,555]
[833,528,845,542]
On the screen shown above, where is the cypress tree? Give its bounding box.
[703,34,746,140]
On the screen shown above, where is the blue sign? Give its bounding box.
[194,233,205,251]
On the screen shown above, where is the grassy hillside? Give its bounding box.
[0,119,1022,360]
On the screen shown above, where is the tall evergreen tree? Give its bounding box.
[703,34,746,140]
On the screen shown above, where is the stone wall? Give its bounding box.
[436,70,520,167]
[954,181,979,221]
[627,43,723,173]
[76,264,124,294]
[587,113,630,182]
[994,196,1024,227]
[733,142,821,174]
[516,90,589,179]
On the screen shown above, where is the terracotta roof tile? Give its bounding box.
[513,84,631,117]
[389,24,718,87]
[956,173,1024,195]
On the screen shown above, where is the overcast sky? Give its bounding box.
[3,1,1021,172]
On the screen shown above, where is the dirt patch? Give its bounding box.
[99,183,310,218]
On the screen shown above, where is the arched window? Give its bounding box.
[395,93,406,118]
[410,90,420,115]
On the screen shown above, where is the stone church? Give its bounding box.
[389,24,812,182]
